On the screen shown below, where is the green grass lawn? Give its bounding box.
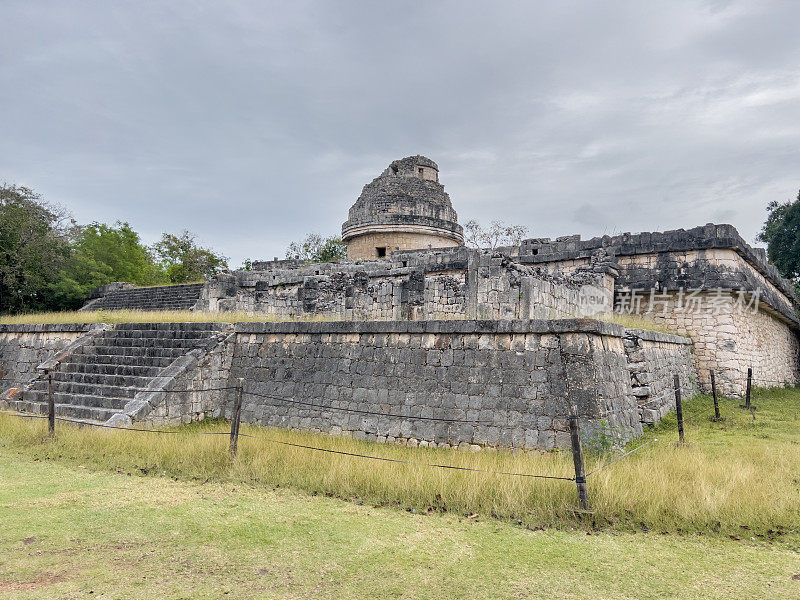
[1,387,799,598]
[1,449,798,600]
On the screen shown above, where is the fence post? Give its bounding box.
[47,370,55,437]
[673,374,684,445]
[710,370,724,422]
[229,378,244,459]
[740,368,754,410]
[568,415,589,511]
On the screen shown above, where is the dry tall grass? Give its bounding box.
[0,309,337,325]
[1,388,797,536]
[1,309,677,335]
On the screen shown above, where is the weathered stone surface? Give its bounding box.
[341,156,464,259]
[1,323,233,426]
[81,283,204,312]
[222,319,646,450]
[199,245,614,324]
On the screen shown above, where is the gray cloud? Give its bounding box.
[1,0,798,266]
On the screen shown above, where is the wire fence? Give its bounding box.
[0,365,788,509]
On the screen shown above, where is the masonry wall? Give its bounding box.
[198,246,615,322]
[617,291,798,396]
[0,324,94,392]
[345,231,460,260]
[0,319,697,443]
[623,328,697,424]
[221,320,643,450]
[134,334,235,427]
[518,225,800,397]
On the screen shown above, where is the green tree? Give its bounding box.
[757,190,800,294]
[74,222,165,285]
[152,231,229,283]
[0,184,72,313]
[51,221,168,308]
[286,234,347,263]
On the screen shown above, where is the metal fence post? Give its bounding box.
[229,378,244,459]
[674,374,684,445]
[568,415,589,510]
[710,370,724,422]
[47,370,55,437]
[740,368,754,411]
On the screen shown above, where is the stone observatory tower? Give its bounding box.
[342,155,464,259]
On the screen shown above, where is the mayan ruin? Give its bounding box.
[2,155,797,451]
[4,4,800,595]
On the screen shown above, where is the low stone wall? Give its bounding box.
[223,319,643,450]
[623,329,697,424]
[0,324,95,393]
[0,319,698,446]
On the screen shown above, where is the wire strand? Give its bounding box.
[6,411,253,437]
[263,437,576,480]
[585,439,656,477]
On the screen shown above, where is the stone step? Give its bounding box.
[87,284,204,311]
[28,380,143,399]
[50,371,153,389]
[113,322,226,331]
[67,353,176,368]
[59,362,164,378]
[102,329,214,340]
[8,398,122,421]
[90,337,208,350]
[77,345,187,358]
[96,302,197,309]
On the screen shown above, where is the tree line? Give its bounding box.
[0,184,228,314]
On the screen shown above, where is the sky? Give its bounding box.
[1,0,799,268]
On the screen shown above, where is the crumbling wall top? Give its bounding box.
[519,223,798,305]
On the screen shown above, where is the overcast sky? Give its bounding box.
[2,1,798,267]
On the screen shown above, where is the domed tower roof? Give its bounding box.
[341,156,464,257]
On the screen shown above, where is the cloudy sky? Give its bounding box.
[2,0,798,267]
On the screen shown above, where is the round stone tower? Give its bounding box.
[342,155,464,259]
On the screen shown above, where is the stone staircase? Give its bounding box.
[5,323,226,424]
[82,283,204,311]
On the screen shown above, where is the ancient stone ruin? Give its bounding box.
[1,155,797,450]
[342,156,464,259]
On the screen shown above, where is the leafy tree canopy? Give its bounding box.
[0,184,72,313]
[51,221,169,309]
[757,190,800,294]
[286,234,347,263]
[0,183,232,313]
[463,220,529,249]
[152,230,229,284]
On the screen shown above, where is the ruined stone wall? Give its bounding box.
[517,224,800,397]
[618,291,798,396]
[221,319,644,450]
[0,324,94,392]
[623,329,697,424]
[198,246,614,322]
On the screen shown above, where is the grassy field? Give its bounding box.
[1,388,799,534]
[1,447,799,600]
